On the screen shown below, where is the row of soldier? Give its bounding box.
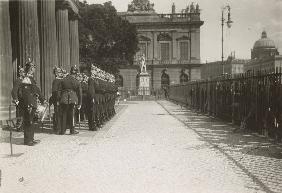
[50,64,117,135]
[12,61,117,146]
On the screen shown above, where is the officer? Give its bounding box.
[11,61,45,146]
[59,66,82,135]
[81,74,89,121]
[87,65,98,131]
[50,67,63,134]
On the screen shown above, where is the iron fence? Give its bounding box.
[169,68,282,140]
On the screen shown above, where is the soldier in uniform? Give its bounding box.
[80,74,89,121]
[50,67,63,134]
[11,61,46,146]
[58,66,82,135]
[87,65,98,131]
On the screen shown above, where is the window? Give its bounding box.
[161,43,170,60]
[180,73,189,84]
[137,43,147,58]
[116,75,123,87]
[180,42,189,60]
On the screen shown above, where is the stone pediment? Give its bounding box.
[128,0,155,13]
[138,35,151,42]
[176,36,190,41]
[157,33,172,41]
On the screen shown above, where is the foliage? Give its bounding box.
[79,1,138,74]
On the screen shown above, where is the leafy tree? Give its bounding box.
[79,1,138,74]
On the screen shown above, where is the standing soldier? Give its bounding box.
[50,67,63,134]
[81,74,89,121]
[87,65,98,131]
[59,66,82,135]
[11,61,46,146]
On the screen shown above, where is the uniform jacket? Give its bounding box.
[81,81,88,99]
[11,77,44,108]
[50,78,62,105]
[59,74,82,105]
[11,77,23,101]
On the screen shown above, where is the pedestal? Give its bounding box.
[138,72,150,96]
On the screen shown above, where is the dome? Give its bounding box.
[253,31,276,49]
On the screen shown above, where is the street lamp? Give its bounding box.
[221,5,233,74]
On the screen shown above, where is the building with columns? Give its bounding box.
[117,0,204,93]
[0,0,80,121]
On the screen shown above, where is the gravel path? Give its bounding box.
[0,101,269,193]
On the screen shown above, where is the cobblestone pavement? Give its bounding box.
[0,101,281,193]
[158,100,282,193]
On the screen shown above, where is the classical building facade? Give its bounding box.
[0,0,80,121]
[118,0,204,93]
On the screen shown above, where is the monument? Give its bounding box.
[138,54,150,96]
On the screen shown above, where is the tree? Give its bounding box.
[79,1,138,74]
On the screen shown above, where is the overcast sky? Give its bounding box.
[87,0,282,62]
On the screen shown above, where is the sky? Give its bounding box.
[87,0,282,62]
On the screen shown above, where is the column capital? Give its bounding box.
[56,0,79,15]
[69,11,80,20]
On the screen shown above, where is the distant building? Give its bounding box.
[118,0,204,92]
[245,31,282,72]
[201,54,248,79]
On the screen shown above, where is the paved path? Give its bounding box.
[0,101,281,193]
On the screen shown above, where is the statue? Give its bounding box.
[190,3,195,13]
[196,4,200,13]
[139,54,147,73]
[127,0,155,12]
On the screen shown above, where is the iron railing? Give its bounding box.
[169,68,282,140]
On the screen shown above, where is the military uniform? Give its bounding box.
[81,80,88,121]
[50,77,62,134]
[87,77,97,131]
[12,76,45,145]
[59,72,82,135]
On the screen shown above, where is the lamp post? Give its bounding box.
[221,5,233,74]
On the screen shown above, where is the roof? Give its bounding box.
[253,31,276,49]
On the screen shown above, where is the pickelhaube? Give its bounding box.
[70,65,79,75]
[24,58,36,73]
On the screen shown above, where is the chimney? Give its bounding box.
[172,3,176,14]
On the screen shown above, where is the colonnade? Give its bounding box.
[0,0,80,120]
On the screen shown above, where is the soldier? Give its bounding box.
[11,61,46,146]
[87,65,98,131]
[50,67,63,134]
[58,66,82,135]
[81,74,89,121]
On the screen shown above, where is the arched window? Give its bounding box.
[161,69,170,88]
[180,70,189,84]
[115,74,123,87]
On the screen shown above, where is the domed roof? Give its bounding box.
[253,31,276,49]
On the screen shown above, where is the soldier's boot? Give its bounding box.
[70,127,79,135]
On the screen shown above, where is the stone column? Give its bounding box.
[18,0,41,85]
[56,3,70,72]
[153,32,159,60]
[38,0,58,99]
[0,1,13,120]
[69,14,79,68]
